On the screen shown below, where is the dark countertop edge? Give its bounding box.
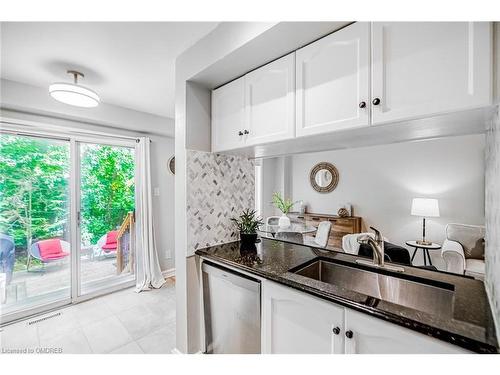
[196,248,499,354]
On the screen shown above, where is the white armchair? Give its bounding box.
[441,223,485,280]
[342,232,389,255]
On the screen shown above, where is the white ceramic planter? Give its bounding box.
[278,214,291,227]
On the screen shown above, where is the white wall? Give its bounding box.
[149,136,175,271]
[260,156,293,219]
[264,135,485,269]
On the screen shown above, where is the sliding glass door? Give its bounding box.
[0,133,71,318]
[1,127,138,323]
[78,142,136,296]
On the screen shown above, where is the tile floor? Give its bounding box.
[0,278,176,354]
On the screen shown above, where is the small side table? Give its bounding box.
[406,240,441,267]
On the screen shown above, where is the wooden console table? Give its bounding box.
[302,213,362,249]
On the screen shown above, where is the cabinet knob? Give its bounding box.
[243,129,249,135]
[359,101,366,108]
[238,131,243,136]
[345,330,353,339]
[332,327,341,335]
[372,98,381,106]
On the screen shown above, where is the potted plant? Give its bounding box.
[272,192,296,227]
[231,209,264,245]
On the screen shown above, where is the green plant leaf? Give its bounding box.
[230,208,264,234]
[272,192,296,214]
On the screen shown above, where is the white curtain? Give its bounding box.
[135,137,165,292]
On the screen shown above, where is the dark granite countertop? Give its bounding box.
[195,238,498,353]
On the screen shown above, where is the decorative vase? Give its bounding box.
[337,207,349,217]
[240,232,258,245]
[278,214,291,227]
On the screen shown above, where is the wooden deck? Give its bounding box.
[2,256,119,309]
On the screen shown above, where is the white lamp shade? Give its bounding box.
[49,82,100,107]
[411,198,440,217]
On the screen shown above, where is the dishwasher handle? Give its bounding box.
[202,262,260,293]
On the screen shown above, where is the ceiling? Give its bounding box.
[0,22,219,118]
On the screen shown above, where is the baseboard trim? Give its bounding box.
[170,348,203,354]
[162,268,175,278]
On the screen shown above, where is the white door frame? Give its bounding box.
[73,138,137,303]
[0,119,140,324]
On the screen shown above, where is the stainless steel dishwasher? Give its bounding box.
[202,261,261,354]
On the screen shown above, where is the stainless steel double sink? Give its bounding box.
[291,258,455,316]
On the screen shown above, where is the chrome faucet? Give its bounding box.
[357,226,385,267]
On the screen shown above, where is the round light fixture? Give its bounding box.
[49,70,100,108]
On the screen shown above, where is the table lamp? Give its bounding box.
[411,198,440,245]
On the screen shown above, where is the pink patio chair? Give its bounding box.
[94,230,119,258]
[28,238,70,271]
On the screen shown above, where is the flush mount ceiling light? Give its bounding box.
[49,70,100,108]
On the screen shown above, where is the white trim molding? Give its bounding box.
[162,268,176,279]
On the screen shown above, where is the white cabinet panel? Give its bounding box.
[296,22,370,137]
[211,77,245,152]
[246,53,295,145]
[262,281,345,354]
[344,309,469,354]
[371,22,492,125]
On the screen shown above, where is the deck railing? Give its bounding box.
[116,211,135,275]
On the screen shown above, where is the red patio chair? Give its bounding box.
[28,238,70,271]
[101,230,119,253]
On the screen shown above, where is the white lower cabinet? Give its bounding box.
[344,309,469,354]
[262,281,345,354]
[261,280,469,354]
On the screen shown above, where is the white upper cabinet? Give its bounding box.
[262,281,345,354]
[211,77,245,152]
[296,22,370,137]
[245,53,295,145]
[212,22,493,153]
[371,22,492,125]
[344,309,469,354]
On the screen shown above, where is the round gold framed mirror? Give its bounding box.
[168,156,175,175]
[310,162,339,193]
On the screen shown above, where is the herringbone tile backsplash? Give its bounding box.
[485,104,500,337]
[186,150,255,253]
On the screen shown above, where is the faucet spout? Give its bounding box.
[357,227,385,267]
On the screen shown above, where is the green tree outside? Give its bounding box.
[0,134,135,270]
[80,143,135,246]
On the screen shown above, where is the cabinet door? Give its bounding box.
[344,309,470,354]
[211,77,245,152]
[245,53,295,145]
[262,280,345,354]
[372,22,492,125]
[296,22,370,137]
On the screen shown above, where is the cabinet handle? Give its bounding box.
[345,330,353,339]
[332,327,340,335]
[238,131,243,136]
[243,129,249,135]
[359,101,366,108]
[372,98,381,106]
